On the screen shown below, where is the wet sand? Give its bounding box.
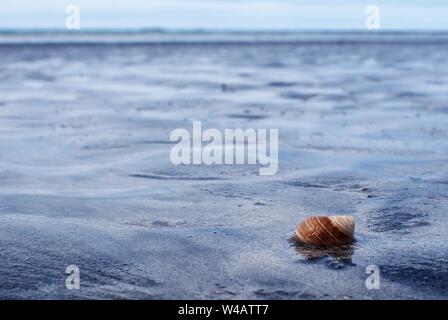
[0,32,448,299]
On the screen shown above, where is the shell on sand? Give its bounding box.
[293,215,355,246]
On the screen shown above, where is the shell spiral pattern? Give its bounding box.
[293,215,355,246]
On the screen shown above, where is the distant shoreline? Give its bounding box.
[1,30,448,45]
[1,28,448,35]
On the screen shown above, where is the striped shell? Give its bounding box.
[293,215,355,246]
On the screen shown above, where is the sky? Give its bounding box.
[0,0,447,31]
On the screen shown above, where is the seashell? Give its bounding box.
[293,215,355,246]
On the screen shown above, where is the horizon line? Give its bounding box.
[2,28,448,34]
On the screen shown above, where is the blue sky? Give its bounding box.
[1,0,447,30]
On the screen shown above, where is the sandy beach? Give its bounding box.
[0,32,447,299]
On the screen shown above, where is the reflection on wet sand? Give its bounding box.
[291,240,356,269]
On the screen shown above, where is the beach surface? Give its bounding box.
[0,32,448,299]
